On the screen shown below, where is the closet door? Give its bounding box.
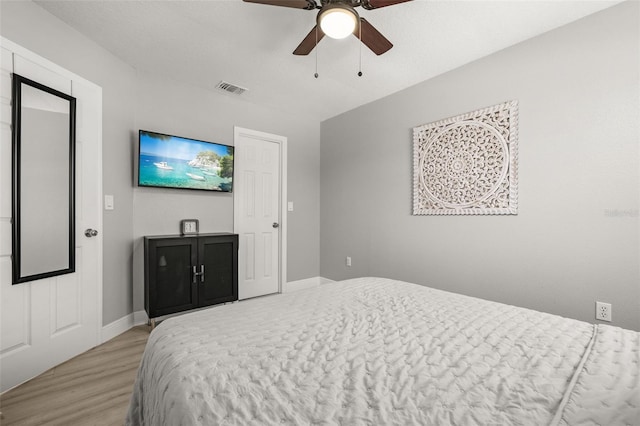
[234,127,285,300]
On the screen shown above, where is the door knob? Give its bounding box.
[84,228,98,238]
[272,222,279,228]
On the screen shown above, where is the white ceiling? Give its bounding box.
[35,0,621,121]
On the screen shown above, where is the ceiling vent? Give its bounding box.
[215,81,248,95]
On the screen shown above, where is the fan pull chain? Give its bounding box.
[314,26,319,79]
[358,21,363,77]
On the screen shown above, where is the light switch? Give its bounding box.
[105,195,114,210]
[287,201,294,212]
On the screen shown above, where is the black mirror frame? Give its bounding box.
[11,73,77,284]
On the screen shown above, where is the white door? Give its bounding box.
[0,39,102,392]
[234,127,287,300]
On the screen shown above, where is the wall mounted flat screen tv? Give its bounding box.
[138,130,234,192]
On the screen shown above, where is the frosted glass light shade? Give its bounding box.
[319,6,358,39]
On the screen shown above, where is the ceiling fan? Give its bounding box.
[243,0,412,56]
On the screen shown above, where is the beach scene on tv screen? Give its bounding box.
[139,131,233,192]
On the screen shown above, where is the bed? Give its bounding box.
[126,277,639,425]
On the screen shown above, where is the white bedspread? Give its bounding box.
[126,277,639,425]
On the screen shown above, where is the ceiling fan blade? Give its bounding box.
[243,0,316,10]
[293,25,325,55]
[362,0,412,10]
[355,18,393,55]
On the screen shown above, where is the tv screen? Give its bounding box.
[138,130,234,192]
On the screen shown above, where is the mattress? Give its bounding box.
[126,277,639,425]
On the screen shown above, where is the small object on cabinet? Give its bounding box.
[180,219,199,235]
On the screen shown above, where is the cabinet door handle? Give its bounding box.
[193,265,205,283]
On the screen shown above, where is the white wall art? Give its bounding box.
[413,100,518,215]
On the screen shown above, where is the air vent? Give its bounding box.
[215,81,248,95]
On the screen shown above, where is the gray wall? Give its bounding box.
[320,2,639,331]
[2,1,321,326]
[132,71,321,313]
[3,0,637,330]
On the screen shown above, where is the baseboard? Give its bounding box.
[101,313,134,343]
[133,310,149,326]
[283,276,335,293]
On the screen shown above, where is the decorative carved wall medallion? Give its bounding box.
[413,100,518,215]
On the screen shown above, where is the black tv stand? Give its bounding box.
[144,233,238,327]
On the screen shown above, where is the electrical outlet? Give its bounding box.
[346,256,352,267]
[595,301,612,322]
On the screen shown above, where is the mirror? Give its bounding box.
[12,73,76,284]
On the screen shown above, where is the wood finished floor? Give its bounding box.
[0,325,150,426]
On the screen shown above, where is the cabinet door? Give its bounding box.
[146,238,198,318]
[198,235,238,307]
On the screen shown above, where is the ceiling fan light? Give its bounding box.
[319,6,358,39]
